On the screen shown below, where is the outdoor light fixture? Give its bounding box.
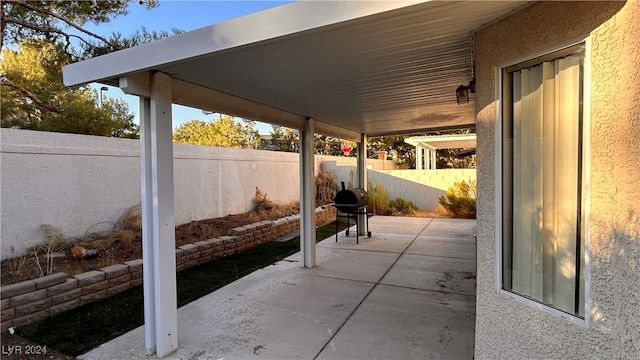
[456,80,475,105]
[99,86,108,106]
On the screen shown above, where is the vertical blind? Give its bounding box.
[504,52,585,317]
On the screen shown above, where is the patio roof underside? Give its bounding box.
[64,1,529,139]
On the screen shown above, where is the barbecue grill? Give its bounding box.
[333,182,371,243]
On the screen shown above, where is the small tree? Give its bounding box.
[1,39,137,137]
[173,116,261,148]
[265,127,299,152]
[367,135,415,168]
[1,0,179,133]
[314,135,345,156]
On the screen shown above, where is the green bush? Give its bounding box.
[439,180,477,218]
[345,172,417,216]
[367,180,390,214]
[388,198,417,215]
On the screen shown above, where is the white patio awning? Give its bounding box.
[64,0,529,139]
[62,1,530,357]
[405,133,476,170]
[405,133,477,150]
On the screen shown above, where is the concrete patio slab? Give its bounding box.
[78,217,476,360]
[270,246,401,283]
[381,254,477,296]
[418,218,477,238]
[365,215,433,235]
[319,232,417,253]
[79,270,374,360]
[406,236,476,260]
[316,284,475,360]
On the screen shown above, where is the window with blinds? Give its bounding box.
[501,45,586,318]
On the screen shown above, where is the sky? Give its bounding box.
[84,1,294,134]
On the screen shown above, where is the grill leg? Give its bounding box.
[355,211,359,244]
[335,210,339,242]
[366,207,371,238]
[346,213,350,236]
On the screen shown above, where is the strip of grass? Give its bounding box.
[17,219,350,356]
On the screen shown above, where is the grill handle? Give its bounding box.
[341,181,345,191]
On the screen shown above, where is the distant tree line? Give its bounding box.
[172,117,474,169]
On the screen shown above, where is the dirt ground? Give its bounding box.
[1,206,299,287]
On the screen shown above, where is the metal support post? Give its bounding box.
[357,133,367,235]
[140,72,178,358]
[299,118,316,268]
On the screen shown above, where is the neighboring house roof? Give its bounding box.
[64,1,530,139]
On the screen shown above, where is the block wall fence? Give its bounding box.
[0,206,336,331]
[323,162,476,211]
[1,129,399,259]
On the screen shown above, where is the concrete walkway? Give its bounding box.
[79,216,477,360]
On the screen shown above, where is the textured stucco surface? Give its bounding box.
[474,1,639,359]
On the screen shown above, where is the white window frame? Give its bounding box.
[494,36,592,327]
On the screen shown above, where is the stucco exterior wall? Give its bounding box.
[474,2,639,359]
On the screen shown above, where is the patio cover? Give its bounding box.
[63,1,529,357]
[405,134,477,169]
[64,0,528,138]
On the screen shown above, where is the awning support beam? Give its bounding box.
[140,72,178,358]
[357,133,367,235]
[299,117,316,268]
[120,73,361,142]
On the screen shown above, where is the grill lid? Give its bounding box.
[333,182,368,213]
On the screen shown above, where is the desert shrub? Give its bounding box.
[115,203,142,231]
[316,163,339,205]
[347,169,355,189]
[344,170,417,216]
[367,180,390,215]
[438,180,477,218]
[253,187,273,211]
[34,225,67,277]
[388,198,417,215]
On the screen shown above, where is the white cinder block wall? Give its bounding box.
[1,129,472,259]
[323,161,476,212]
[1,129,304,259]
[1,130,142,259]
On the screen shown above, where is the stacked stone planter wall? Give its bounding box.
[0,206,337,332]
